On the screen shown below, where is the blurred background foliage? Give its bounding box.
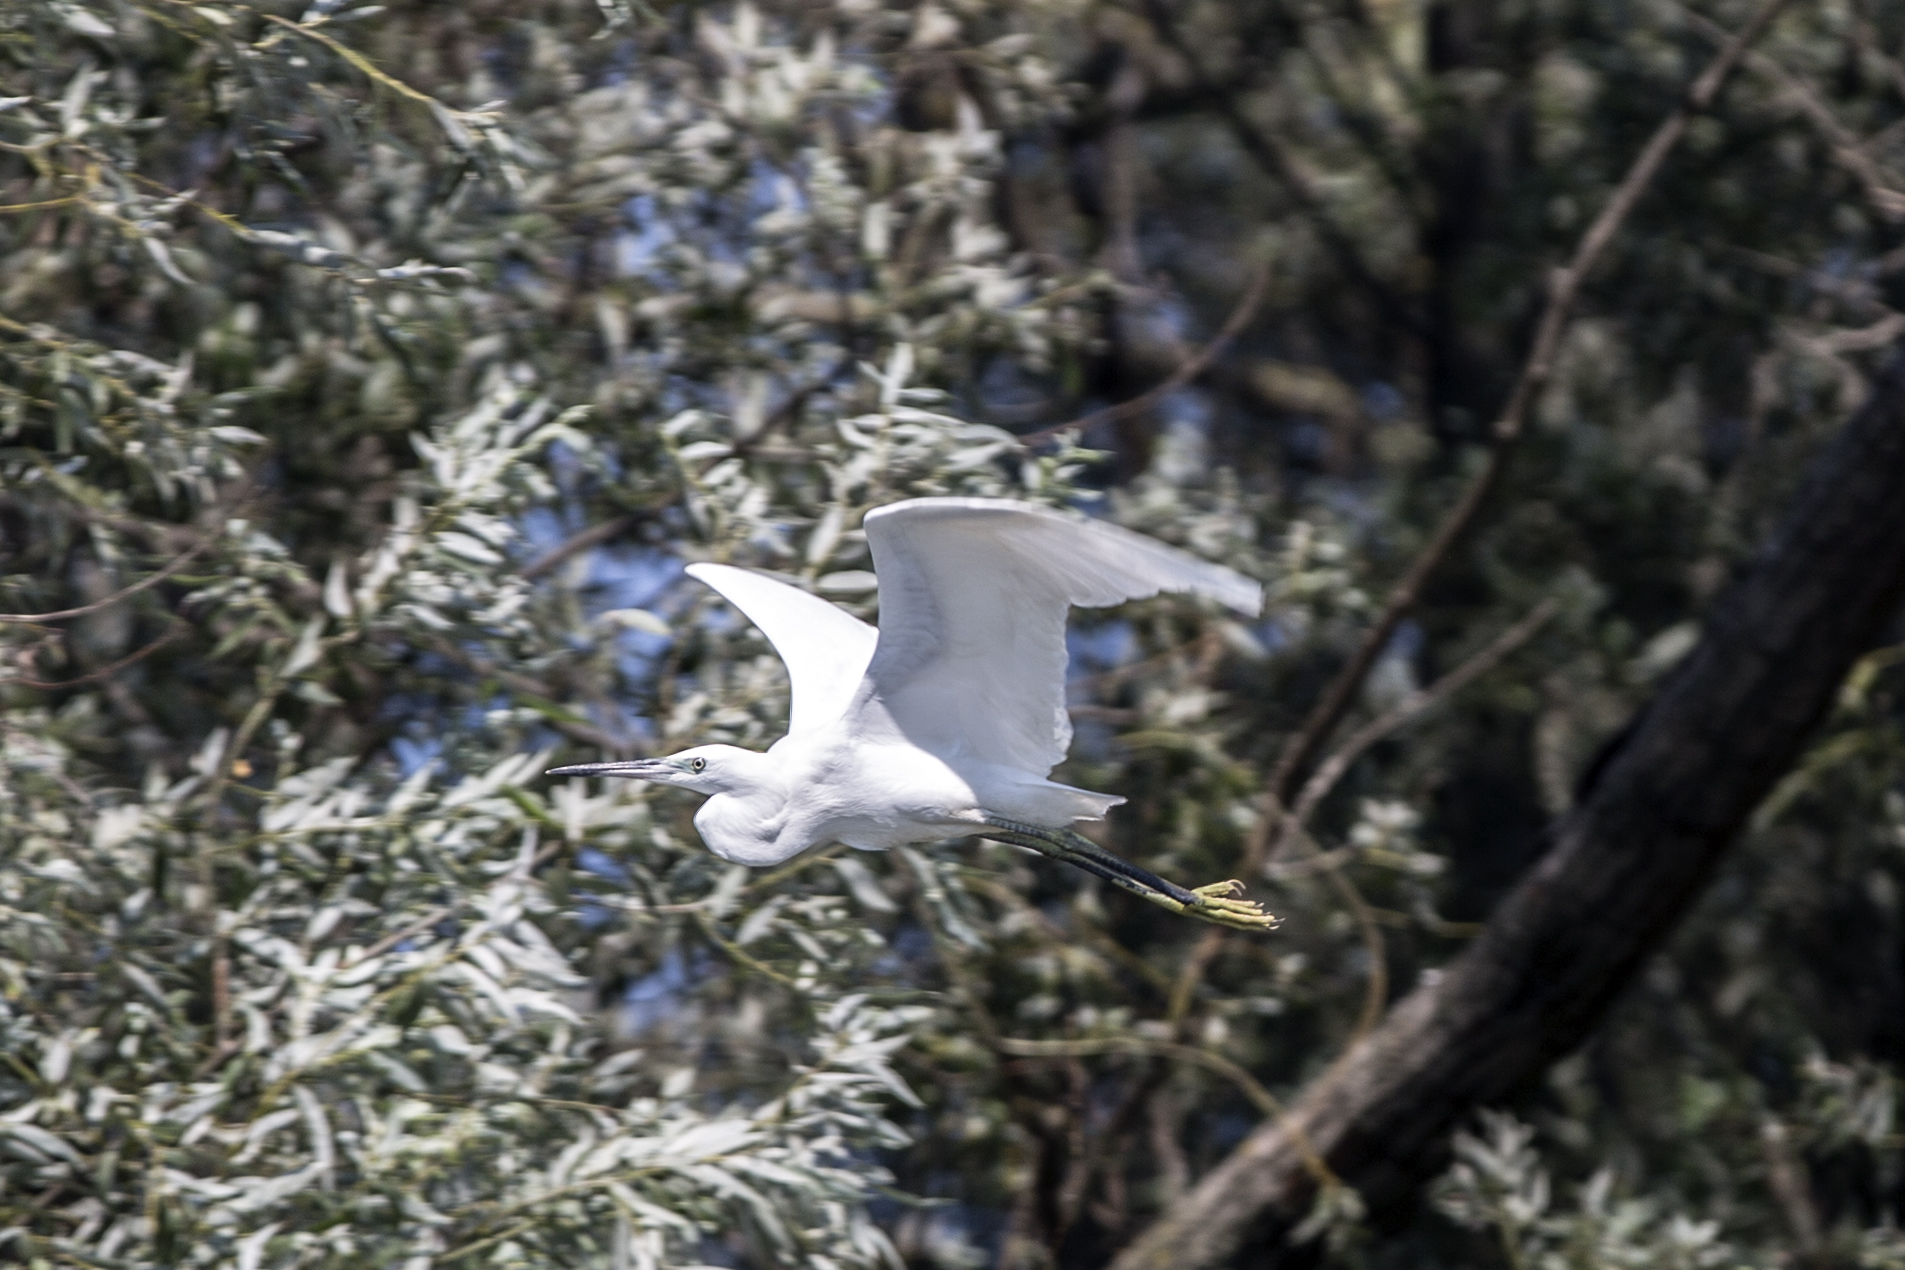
[2,0,1905,1266]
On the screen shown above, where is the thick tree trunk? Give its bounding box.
[1109,346,1905,1270]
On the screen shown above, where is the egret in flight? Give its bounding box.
[549,497,1274,930]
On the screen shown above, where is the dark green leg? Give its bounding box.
[979,816,1278,932]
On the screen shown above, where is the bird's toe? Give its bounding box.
[1187,882,1279,931]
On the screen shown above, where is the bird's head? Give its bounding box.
[547,745,766,797]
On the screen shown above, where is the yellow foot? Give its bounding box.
[1188,879,1278,931]
[1145,880,1279,930]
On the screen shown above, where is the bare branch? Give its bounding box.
[0,624,187,690]
[1019,263,1271,446]
[995,1035,1342,1189]
[1696,12,1905,222]
[1246,599,1556,894]
[1288,599,1560,830]
[0,483,253,623]
[521,515,638,581]
[426,636,639,756]
[1140,0,1423,334]
[1111,333,1905,1270]
[1262,0,1789,814]
[1129,2,1792,1248]
[340,835,572,974]
[1241,601,1556,1044]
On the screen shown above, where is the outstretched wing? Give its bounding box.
[852,498,1261,775]
[685,563,879,735]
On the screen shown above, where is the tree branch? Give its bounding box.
[1288,598,1559,831]
[1695,13,1905,222]
[426,636,636,755]
[1220,601,1555,1045]
[1261,0,1789,813]
[1110,338,1905,1269]
[521,515,638,581]
[995,1035,1341,1189]
[1140,0,1423,335]
[1019,263,1271,447]
[1157,0,1784,1047]
[0,624,187,690]
[0,483,253,623]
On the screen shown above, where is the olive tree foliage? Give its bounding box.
[0,0,1177,1265]
[0,0,1367,1263]
[1113,0,1905,1261]
[1435,1077,1905,1270]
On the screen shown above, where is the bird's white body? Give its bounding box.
[691,728,1119,866]
[551,497,1262,870]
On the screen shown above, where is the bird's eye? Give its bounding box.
[690,757,706,773]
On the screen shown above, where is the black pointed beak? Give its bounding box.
[546,760,669,779]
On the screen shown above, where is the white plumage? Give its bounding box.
[549,497,1276,929]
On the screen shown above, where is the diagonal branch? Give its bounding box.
[1115,5,1797,1260]
[0,506,237,624]
[522,515,638,581]
[1110,334,1905,1269]
[1018,263,1272,447]
[426,636,637,756]
[1140,0,1424,334]
[522,491,684,581]
[995,1035,1342,1190]
[1288,598,1560,831]
[1692,12,1905,222]
[1261,0,1790,816]
[1279,601,1555,1042]
[0,625,188,690]
[1159,0,1787,1049]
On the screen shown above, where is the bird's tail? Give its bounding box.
[1010,779,1125,825]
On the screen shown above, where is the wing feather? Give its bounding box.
[685,563,879,735]
[853,498,1261,774]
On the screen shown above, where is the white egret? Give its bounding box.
[549,497,1275,929]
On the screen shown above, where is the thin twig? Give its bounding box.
[1324,861,1388,1041]
[1696,13,1905,221]
[1098,53,1149,284]
[585,841,849,920]
[962,871,1176,996]
[743,354,857,445]
[1069,631,1222,697]
[0,484,253,623]
[1261,600,1556,894]
[1720,242,1892,312]
[0,195,84,215]
[1139,8,1789,1220]
[0,625,187,690]
[1287,599,1559,829]
[341,837,570,971]
[745,842,849,895]
[344,836,846,982]
[427,636,634,755]
[437,1220,538,1266]
[212,938,232,1053]
[994,1035,1342,1190]
[695,909,800,988]
[1167,600,1554,1027]
[1262,0,1788,815]
[1140,0,1423,335]
[0,492,201,553]
[900,848,1002,1050]
[522,515,637,581]
[1018,263,1271,446]
[259,13,494,124]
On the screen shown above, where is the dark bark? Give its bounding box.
[1108,344,1905,1270]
